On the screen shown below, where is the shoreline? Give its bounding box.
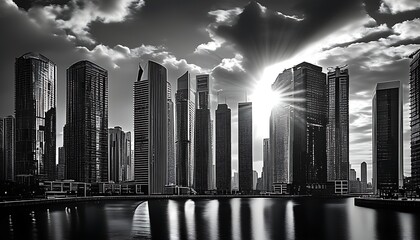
[0,194,356,209]
[354,197,420,211]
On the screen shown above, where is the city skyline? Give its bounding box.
[1,0,420,182]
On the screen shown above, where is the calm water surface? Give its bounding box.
[0,197,419,240]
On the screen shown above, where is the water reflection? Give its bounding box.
[0,198,419,240]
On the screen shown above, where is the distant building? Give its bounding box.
[372,81,403,195]
[108,126,131,182]
[327,66,349,182]
[409,49,420,188]
[65,60,108,183]
[232,172,239,191]
[238,102,253,193]
[176,71,195,188]
[0,116,15,182]
[253,170,258,190]
[292,62,327,194]
[194,74,211,193]
[361,162,367,193]
[349,169,357,181]
[262,138,270,191]
[216,104,231,194]
[134,61,168,194]
[57,147,65,180]
[15,53,56,181]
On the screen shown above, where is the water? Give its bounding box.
[0,197,419,240]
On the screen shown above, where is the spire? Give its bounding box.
[137,63,143,81]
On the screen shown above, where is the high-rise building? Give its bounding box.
[57,147,65,180]
[216,103,231,194]
[238,102,253,193]
[134,61,168,194]
[176,71,195,187]
[108,126,131,182]
[372,81,403,195]
[167,82,175,185]
[194,74,211,193]
[65,60,108,183]
[409,49,420,188]
[15,53,56,180]
[232,171,239,191]
[327,66,349,182]
[361,161,367,193]
[0,118,4,181]
[262,138,270,191]
[270,69,293,188]
[292,62,327,194]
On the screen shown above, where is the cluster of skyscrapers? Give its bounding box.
[1,50,420,196]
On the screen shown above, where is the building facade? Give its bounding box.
[361,161,367,193]
[262,138,270,191]
[327,66,349,182]
[238,102,253,193]
[409,49,420,188]
[57,147,65,180]
[108,126,131,182]
[134,61,168,194]
[65,60,108,183]
[176,71,195,188]
[216,103,231,194]
[372,81,403,195]
[15,53,56,181]
[270,68,293,188]
[167,82,176,185]
[292,62,327,194]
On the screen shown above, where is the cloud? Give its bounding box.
[16,0,145,43]
[380,0,420,14]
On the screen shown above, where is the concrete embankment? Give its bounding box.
[354,197,420,211]
[0,194,310,209]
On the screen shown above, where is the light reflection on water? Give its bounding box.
[0,198,419,240]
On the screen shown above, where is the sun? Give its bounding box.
[249,67,284,138]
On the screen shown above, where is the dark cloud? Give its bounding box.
[214,0,365,74]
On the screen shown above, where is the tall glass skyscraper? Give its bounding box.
[262,138,270,191]
[270,68,293,188]
[326,66,349,181]
[65,60,108,183]
[292,62,327,194]
[15,53,56,181]
[176,71,195,188]
[194,74,211,193]
[216,103,231,194]
[167,82,176,185]
[410,49,420,188]
[238,102,253,193]
[134,61,168,194]
[372,81,403,195]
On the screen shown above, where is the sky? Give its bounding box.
[0,0,419,182]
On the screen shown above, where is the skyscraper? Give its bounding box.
[15,53,56,181]
[108,126,131,182]
[134,61,168,194]
[292,62,327,194]
[194,74,211,193]
[262,138,270,191]
[238,102,253,193]
[65,60,108,183]
[409,49,420,188]
[176,71,195,188]
[216,103,231,194]
[349,169,356,181]
[270,68,293,188]
[361,161,367,193]
[0,118,4,181]
[327,66,349,182]
[372,81,403,195]
[167,82,176,185]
